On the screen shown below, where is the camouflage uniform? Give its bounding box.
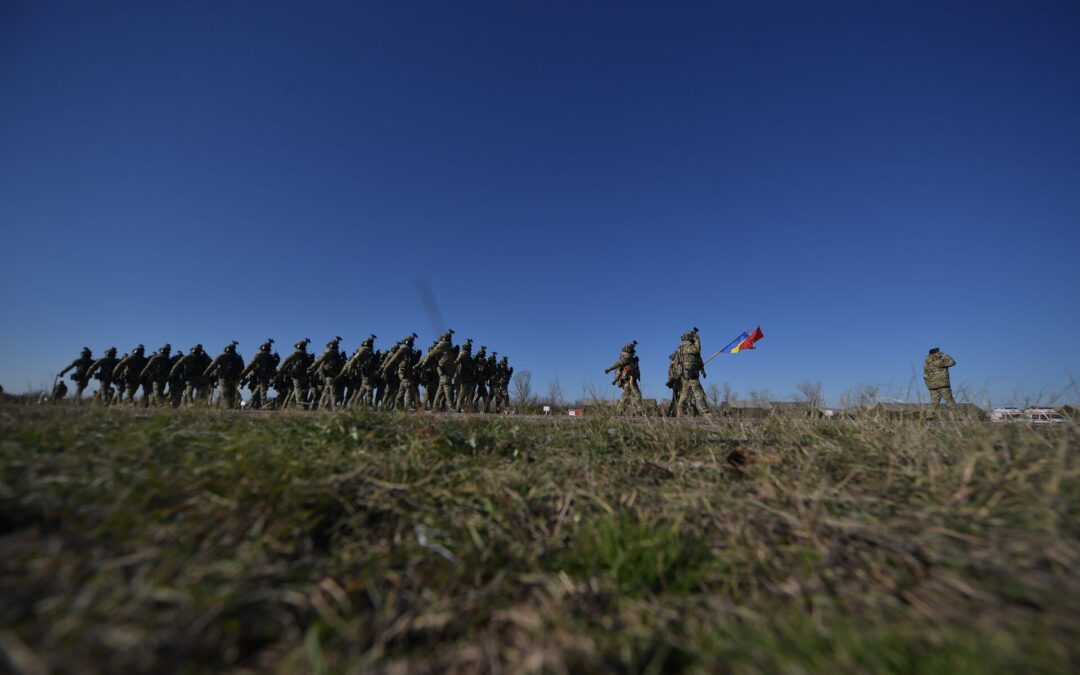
[58,348,95,401]
[113,345,149,404]
[482,352,499,412]
[472,346,491,412]
[493,356,512,413]
[418,331,455,412]
[309,337,345,410]
[170,344,212,405]
[453,339,476,412]
[166,349,185,407]
[923,349,957,414]
[279,339,312,409]
[204,342,245,409]
[84,347,120,404]
[340,336,377,408]
[380,334,419,411]
[665,351,681,417]
[674,329,709,416]
[605,341,644,416]
[138,344,173,406]
[240,340,277,410]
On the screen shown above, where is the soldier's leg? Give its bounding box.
[940,387,955,404]
[290,378,305,409]
[691,380,710,415]
[675,380,691,416]
[441,380,455,411]
[928,387,942,415]
[227,379,241,408]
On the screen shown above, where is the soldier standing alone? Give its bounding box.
[923,348,957,417]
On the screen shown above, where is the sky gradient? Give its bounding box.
[2,1,1078,407]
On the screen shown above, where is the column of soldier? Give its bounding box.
[53,330,514,412]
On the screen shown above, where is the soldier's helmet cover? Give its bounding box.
[295,338,311,350]
[81,347,91,355]
[192,344,202,352]
[160,344,171,353]
[225,341,238,353]
[106,347,118,356]
[623,340,638,352]
[134,344,145,353]
[260,339,274,352]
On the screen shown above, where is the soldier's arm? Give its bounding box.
[204,357,221,378]
[605,355,631,373]
[138,358,156,379]
[941,354,956,368]
[58,359,80,376]
[168,357,187,380]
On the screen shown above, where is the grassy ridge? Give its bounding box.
[0,405,1077,673]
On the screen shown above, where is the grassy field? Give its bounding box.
[1,404,1077,674]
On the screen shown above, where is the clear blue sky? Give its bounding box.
[2,1,1078,407]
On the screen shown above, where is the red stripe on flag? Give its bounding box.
[739,326,764,350]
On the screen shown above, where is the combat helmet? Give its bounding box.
[159,343,171,354]
[133,344,145,354]
[361,334,376,347]
[224,340,238,353]
[259,339,274,352]
[623,340,638,353]
[295,338,311,351]
[191,343,203,353]
[105,347,118,357]
[81,346,91,356]
[327,336,342,349]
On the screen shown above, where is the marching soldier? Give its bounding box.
[204,342,244,409]
[84,347,120,404]
[674,328,709,417]
[138,344,173,406]
[240,339,277,409]
[605,341,645,416]
[58,347,95,401]
[279,339,312,409]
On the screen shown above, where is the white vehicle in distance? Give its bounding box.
[1024,408,1069,424]
[991,408,1026,422]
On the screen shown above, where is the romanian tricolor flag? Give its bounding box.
[722,326,765,354]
